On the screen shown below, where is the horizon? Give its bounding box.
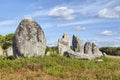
[0,0,120,47]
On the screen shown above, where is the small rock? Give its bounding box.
[103,52,107,56]
[0,46,3,56]
[95,59,103,62]
[6,47,13,56]
[46,52,51,56]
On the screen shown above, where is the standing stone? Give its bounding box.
[0,46,3,56]
[6,47,13,56]
[92,44,103,57]
[84,42,92,54]
[58,33,71,55]
[92,45,100,54]
[13,17,46,58]
[72,35,84,53]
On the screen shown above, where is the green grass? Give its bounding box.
[0,54,120,80]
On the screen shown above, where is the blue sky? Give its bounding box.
[0,0,120,47]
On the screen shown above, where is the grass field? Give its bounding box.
[0,54,120,80]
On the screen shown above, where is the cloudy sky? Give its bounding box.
[0,0,120,47]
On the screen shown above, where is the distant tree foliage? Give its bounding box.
[92,43,96,48]
[45,46,59,54]
[0,33,14,49]
[100,47,120,56]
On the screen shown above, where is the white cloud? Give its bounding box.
[0,20,16,26]
[114,6,120,12]
[63,0,118,18]
[48,7,74,20]
[73,26,86,31]
[58,19,102,27]
[97,5,120,18]
[99,30,113,36]
[98,8,119,18]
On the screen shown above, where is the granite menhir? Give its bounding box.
[13,18,46,58]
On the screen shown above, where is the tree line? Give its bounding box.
[100,47,120,56]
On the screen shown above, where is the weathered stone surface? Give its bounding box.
[58,33,103,60]
[84,42,92,54]
[58,33,71,55]
[92,45,103,57]
[72,35,84,53]
[103,52,107,56]
[6,47,13,56]
[0,46,3,56]
[64,50,94,60]
[13,17,46,58]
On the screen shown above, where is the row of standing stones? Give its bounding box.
[58,33,105,60]
[0,18,105,60]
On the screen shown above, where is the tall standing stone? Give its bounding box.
[13,18,46,58]
[84,42,92,54]
[58,33,71,55]
[72,35,84,53]
[0,46,3,56]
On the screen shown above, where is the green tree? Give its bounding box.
[0,33,14,49]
